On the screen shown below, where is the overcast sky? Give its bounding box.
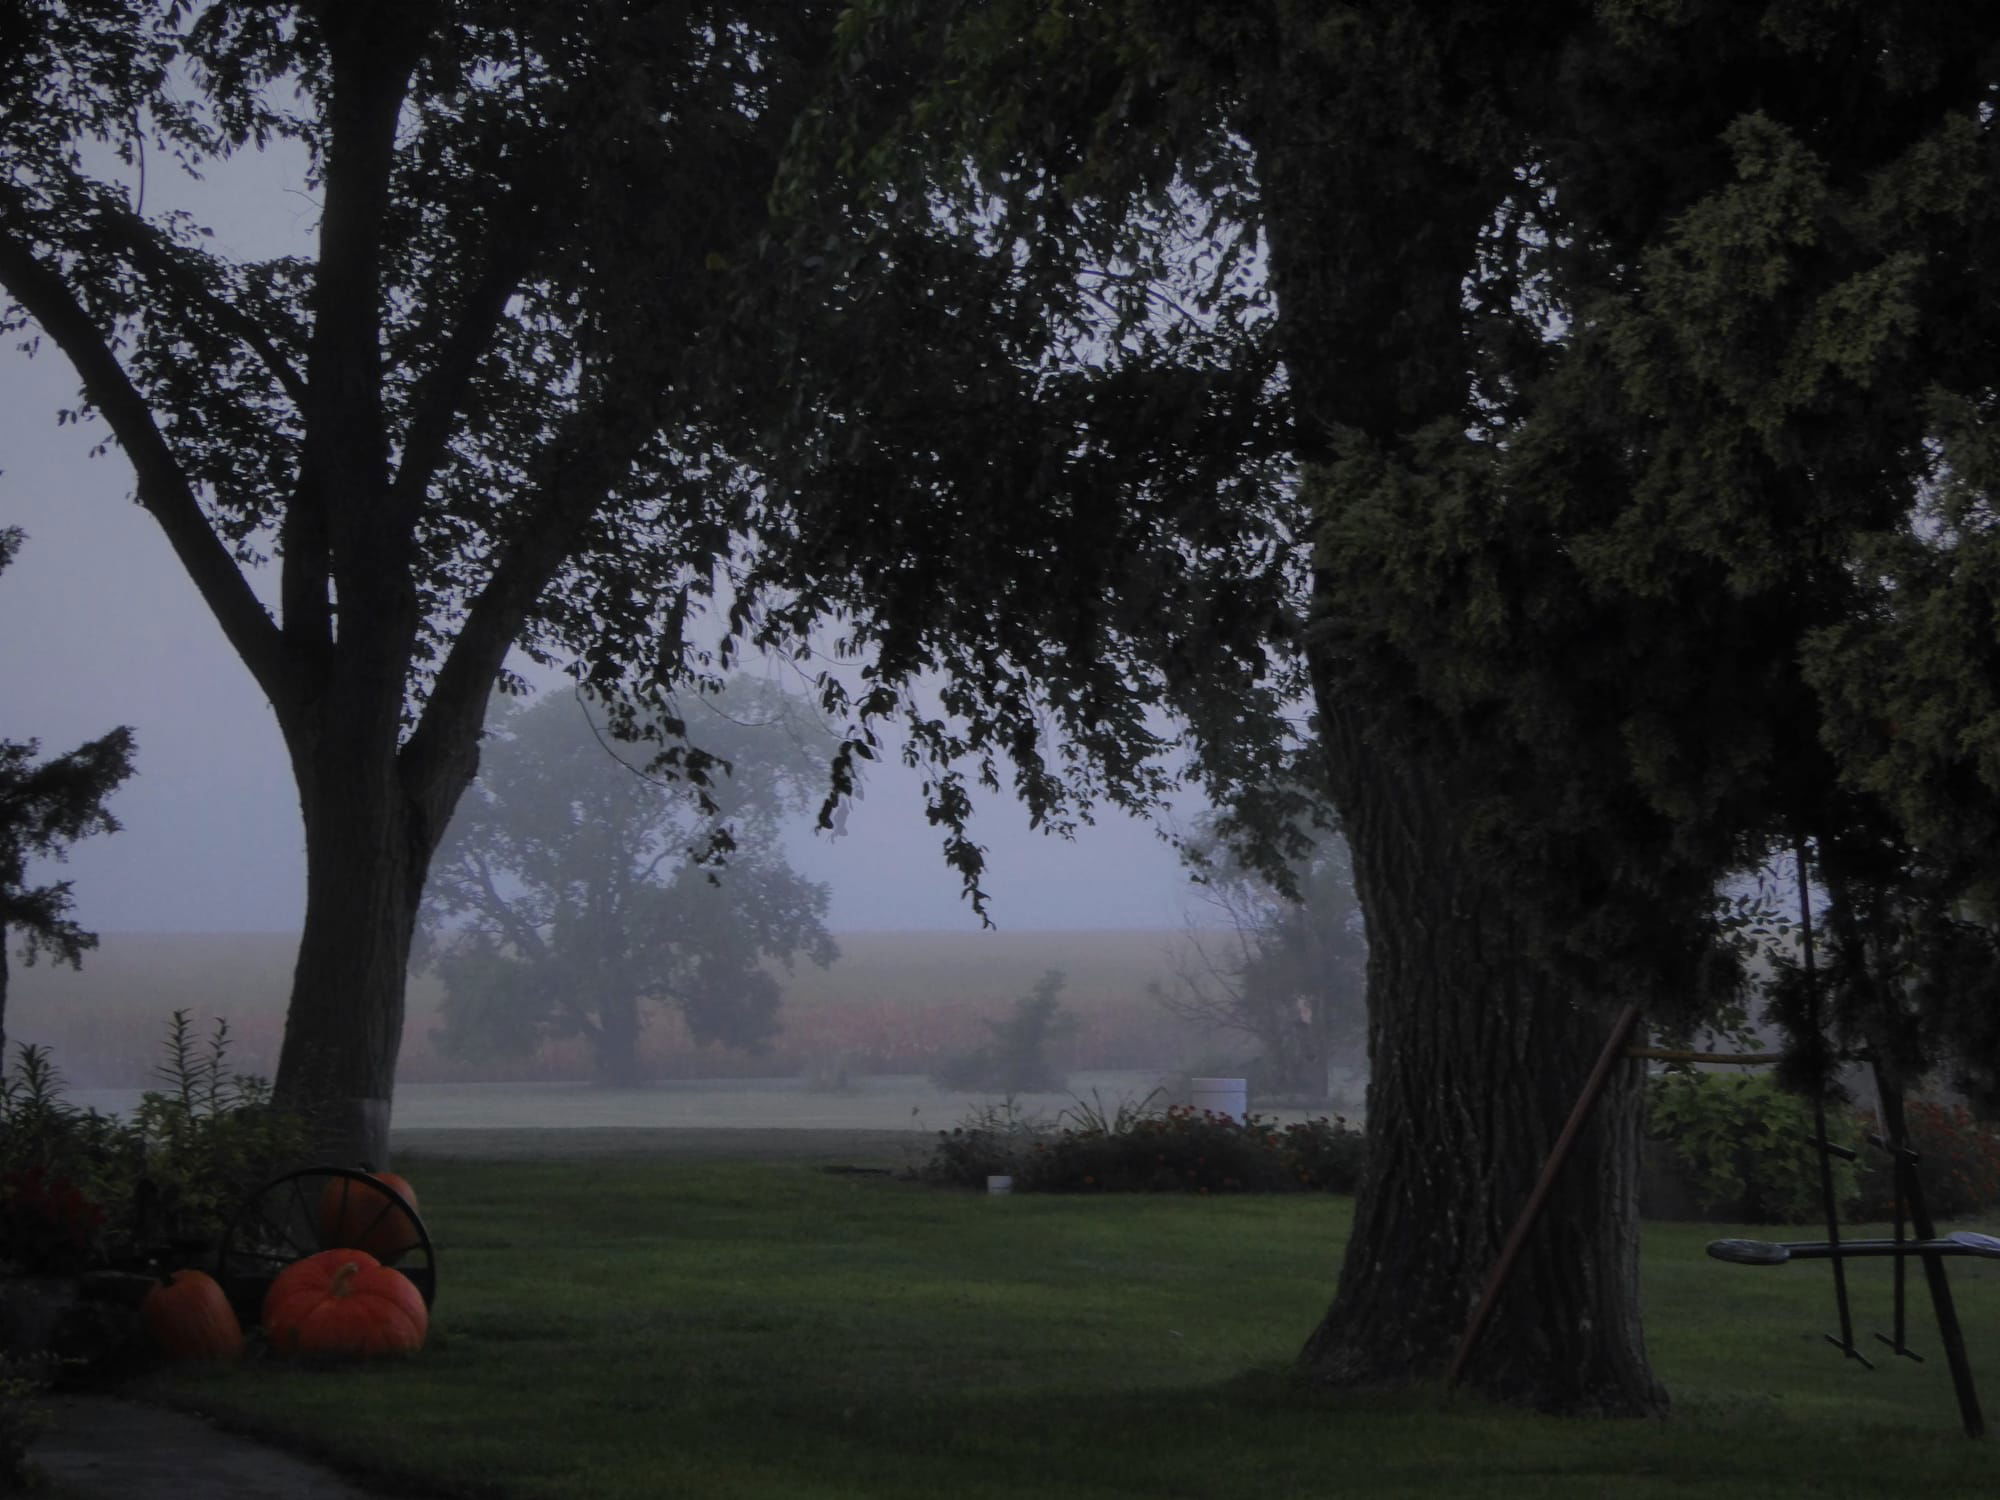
[0,144,1211,937]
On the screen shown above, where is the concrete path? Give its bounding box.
[31,1394,379,1500]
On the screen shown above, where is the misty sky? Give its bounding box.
[0,145,1214,937]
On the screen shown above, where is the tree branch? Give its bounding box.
[0,221,294,709]
[468,847,549,964]
[89,199,310,408]
[401,395,652,820]
[388,199,543,522]
[302,7,431,642]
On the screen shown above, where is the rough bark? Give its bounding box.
[1297,703,1664,1414]
[1239,11,1667,1413]
[272,657,476,1166]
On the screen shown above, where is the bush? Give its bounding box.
[1645,1071,1859,1224]
[931,970,1076,1094]
[1025,1102,1292,1193]
[0,1013,311,1274]
[913,1092,1369,1196]
[911,1098,1050,1188]
[0,1353,54,1492]
[1280,1114,1369,1193]
[1853,1098,2000,1222]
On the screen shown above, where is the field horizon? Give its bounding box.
[6,926,1251,1091]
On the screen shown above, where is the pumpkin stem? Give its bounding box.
[330,1261,362,1298]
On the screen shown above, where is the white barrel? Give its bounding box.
[1189,1077,1248,1122]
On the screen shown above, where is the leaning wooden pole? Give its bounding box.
[1446,999,1646,1390]
[1874,1063,1984,1438]
[1796,835,1867,1367]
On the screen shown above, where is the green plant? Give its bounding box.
[1278,1114,1369,1192]
[1646,1071,1859,1224]
[913,1096,1052,1188]
[931,970,1077,1094]
[915,1091,1371,1197]
[0,1014,311,1273]
[1853,1098,2000,1221]
[1024,1101,1289,1194]
[130,1013,315,1252]
[0,1353,54,1491]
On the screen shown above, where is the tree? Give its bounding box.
[0,529,138,1057]
[778,0,2000,1415]
[0,2,866,1162]
[778,0,1693,1414]
[2,4,1299,1169]
[932,969,1076,1095]
[421,680,838,1086]
[1160,820,1364,1103]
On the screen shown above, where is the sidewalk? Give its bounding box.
[30,1394,380,1500]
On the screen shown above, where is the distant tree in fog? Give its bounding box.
[932,968,1076,1095]
[1158,821,1364,1102]
[421,681,838,1087]
[0,530,138,1059]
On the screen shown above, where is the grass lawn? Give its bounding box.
[132,1154,2000,1499]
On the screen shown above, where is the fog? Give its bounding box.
[0,337,1210,937]
[0,148,1211,938]
[0,138,1350,1129]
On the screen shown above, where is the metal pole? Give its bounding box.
[1874,1063,1984,1438]
[1796,835,1868,1367]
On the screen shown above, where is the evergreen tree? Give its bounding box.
[0,528,137,1056]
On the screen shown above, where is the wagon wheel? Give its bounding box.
[215,1165,436,1328]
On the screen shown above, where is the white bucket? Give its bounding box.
[1189,1077,1248,1122]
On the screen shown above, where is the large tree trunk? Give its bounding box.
[1236,9,1667,1414]
[1298,704,1664,1415]
[273,769,426,1168]
[273,689,474,1168]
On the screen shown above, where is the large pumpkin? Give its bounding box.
[262,1248,428,1357]
[317,1170,421,1262]
[142,1268,244,1361]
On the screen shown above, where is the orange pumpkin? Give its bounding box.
[142,1268,244,1361]
[262,1248,428,1357]
[317,1170,421,1262]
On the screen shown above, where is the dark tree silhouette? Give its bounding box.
[0,528,137,1057]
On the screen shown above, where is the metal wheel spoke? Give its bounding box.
[287,1174,315,1251]
[219,1166,439,1324]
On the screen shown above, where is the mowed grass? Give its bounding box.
[132,1155,2000,1500]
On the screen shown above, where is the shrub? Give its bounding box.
[0,1353,54,1493]
[911,1098,1051,1188]
[1280,1114,1369,1193]
[1645,1070,1859,1224]
[1852,1098,2000,1222]
[0,1013,311,1274]
[914,1091,1369,1196]
[931,970,1077,1094]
